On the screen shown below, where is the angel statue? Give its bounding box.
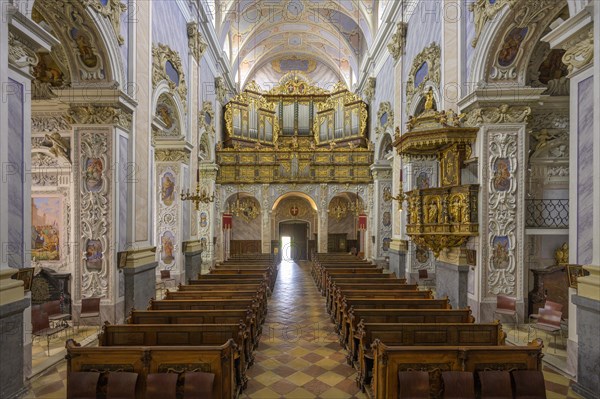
[43,132,71,164]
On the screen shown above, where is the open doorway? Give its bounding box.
[279,221,308,261]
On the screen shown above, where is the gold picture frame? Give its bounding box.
[567,264,590,289]
[12,267,35,291]
[117,251,128,268]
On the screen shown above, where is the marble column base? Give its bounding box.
[387,248,407,279]
[435,261,469,309]
[185,249,203,282]
[124,261,158,314]
[572,295,600,399]
[0,297,30,399]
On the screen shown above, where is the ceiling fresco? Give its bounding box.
[219,0,376,90]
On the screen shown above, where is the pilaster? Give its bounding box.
[436,248,471,309]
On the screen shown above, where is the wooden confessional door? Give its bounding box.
[279,222,308,261]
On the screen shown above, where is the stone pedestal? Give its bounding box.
[572,294,600,398]
[184,240,203,282]
[123,248,158,314]
[436,261,469,309]
[388,240,407,278]
[0,269,28,399]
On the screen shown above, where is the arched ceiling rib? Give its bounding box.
[220,0,373,89]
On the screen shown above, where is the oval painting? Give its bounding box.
[498,27,528,67]
[161,231,175,265]
[492,158,511,192]
[382,211,391,227]
[491,236,510,269]
[161,172,176,206]
[85,239,103,271]
[85,158,103,192]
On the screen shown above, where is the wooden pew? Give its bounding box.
[345,308,475,353]
[126,308,261,349]
[335,298,451,334]
[331,290,431,320]
[165,289,264,302]
[370,338,544,399]
[327,284,417,314]
[355,321,507,389]
[66,338,238,399]
[177,282,265,291]
[98,322,250,390]
[324,275,400,298]
[196,273,276,291]
[147,298,267,324]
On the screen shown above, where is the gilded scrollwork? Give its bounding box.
[363,77,376,103]
[387,22,407,61]
[8,31,39,68]
[469,0,518,48]
[153,44,188,111]
[406,43,441,115]
[155,149,190,163]
[375,102,394,138]
[187,22,208,63]
[561,28,593,74]
[68,105,132,130]
[79,0,127,45]
[463,104,531,126]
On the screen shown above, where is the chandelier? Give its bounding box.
[329,197,348,221]
[228,194,259,222]
[383,186,406,211]
[180,168,215,210]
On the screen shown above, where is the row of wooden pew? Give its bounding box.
[311,253,545,399]
[66,253,278,399]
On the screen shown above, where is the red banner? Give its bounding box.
[223,213,233,229]
[358,214,367,230]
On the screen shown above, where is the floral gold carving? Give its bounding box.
[464,104,531,126]
[388,22,407,61]
[363,77,376,103]
[561,28,594,74]
[469,0,518,48]
[68,105,132,130]
[153,44,187,111]
[155,149,190,163]
[406,43,441,115]
[215,77,228,103]
[187,22,208,63]
[79,0,127,45]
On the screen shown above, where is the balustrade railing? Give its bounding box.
[525,199,569,228]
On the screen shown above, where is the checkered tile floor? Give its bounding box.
[22,260,582,398]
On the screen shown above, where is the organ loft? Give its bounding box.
[1,0,599,398]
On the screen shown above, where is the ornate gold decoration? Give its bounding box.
[267,72,329,96]
[152,44,187,111]
[215,77,228,103]
[554,243,568,265]
[463,104,531,126]
[228,195,260,222]
[329,197,350,221]
[363,77,376,103]
[383,188,406,211]
[8,32,39,68]
[469,0,517,48]
[180,184,214,211]
[68,105,132,130]
[187,22,207,63]
[561,28,593,74]
[271,56,317,74]
[42,132,72,164]
[155,149,190,163]
[388,22,407,61]
[375,101,394,137]
[406,43,441,114]
[405,185,479,257]
[79,0,127,45]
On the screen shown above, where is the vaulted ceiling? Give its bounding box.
[218,0,378,90]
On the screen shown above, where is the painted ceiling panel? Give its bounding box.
[222,0,375,89]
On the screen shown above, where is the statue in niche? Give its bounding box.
[427,201,438,224]
[461,197,471,223]
[554,243,569,265]
[449,196,462,223]
[424,88,435,111]
[43,132,71,164]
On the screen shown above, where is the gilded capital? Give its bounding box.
[387,22,407,61]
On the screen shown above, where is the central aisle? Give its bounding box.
[242,260,367,399]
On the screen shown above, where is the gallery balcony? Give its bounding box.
[525,199,569,235]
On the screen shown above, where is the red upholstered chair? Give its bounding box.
[528,308,564,352]
[183,371,215,399]
[493,295,519,337]
[32,305,66,356]
[398,371,429,398]
[529,300,563,323]
[442,371,476,399]
[478,371,513,399]
[512,370,547,399]
[146,373,178,399]
[106,372,138,399]
[67,371,100,399]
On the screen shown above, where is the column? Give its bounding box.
[1,6,56,397]
[196,163,218,274]
[261,184,271,254]
[436,248,470,309]
[371,162,393,268]
[542,8,596,386]
[317,184,329,253]
[125,0,157,299]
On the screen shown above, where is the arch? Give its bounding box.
[468,1,569,90]
[151,83,187,136]
[407,83,442,117]
[272,191,318,212]
[32,0,124,87]
[377,133,393,161]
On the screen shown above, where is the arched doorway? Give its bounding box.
[279,221,309,261]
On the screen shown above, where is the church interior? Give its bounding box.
[1,0,599,398]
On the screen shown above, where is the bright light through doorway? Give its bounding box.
[281,236,291,261]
